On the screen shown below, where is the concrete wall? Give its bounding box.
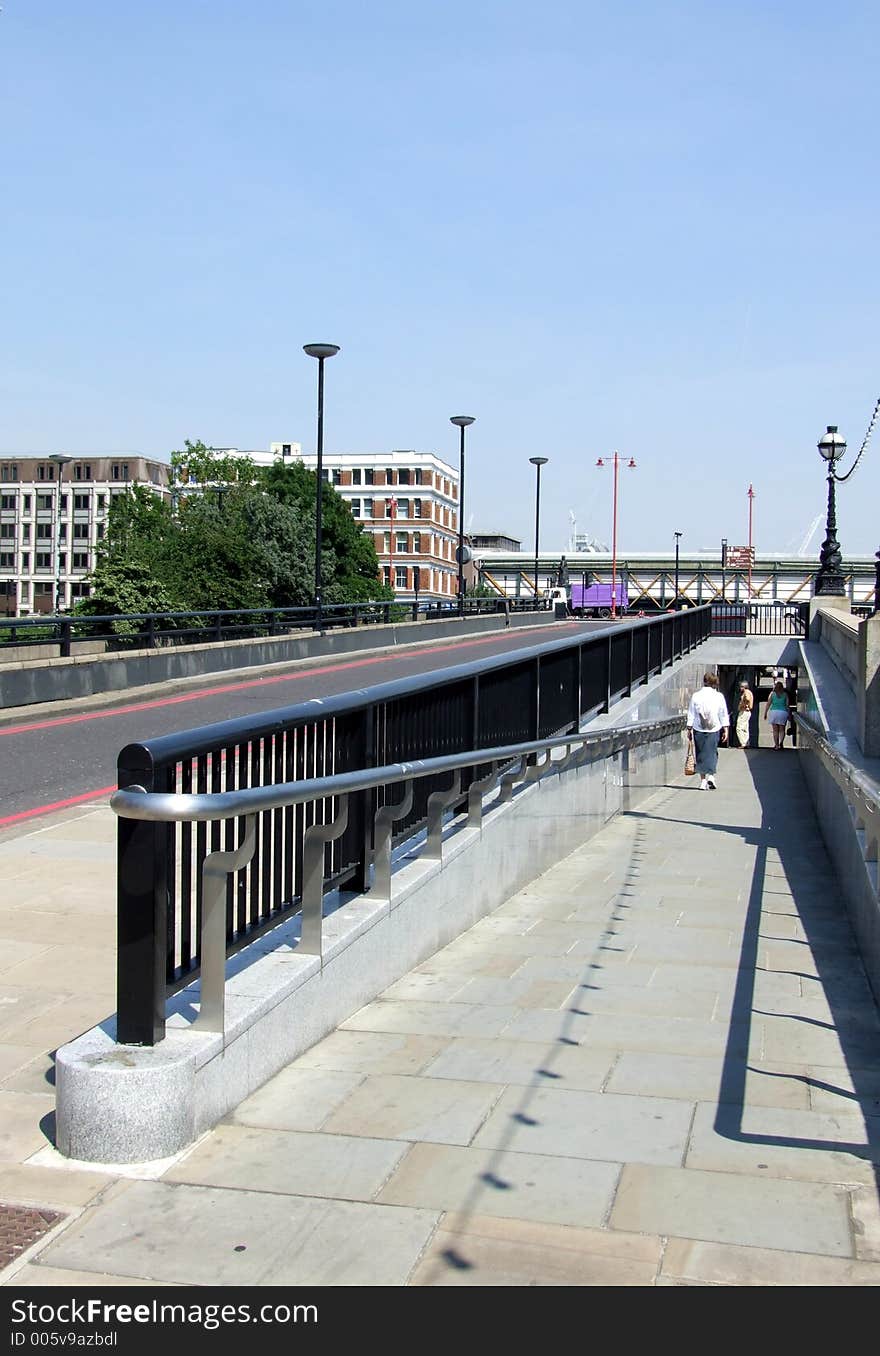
[55,657,701,1164]
[0,610,553,710]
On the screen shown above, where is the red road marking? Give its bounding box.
[0,784,117,828]
[0,623,577,738]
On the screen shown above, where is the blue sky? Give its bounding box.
[2,1,878,555]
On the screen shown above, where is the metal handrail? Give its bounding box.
[794,714,880,824]
[111,716,686,824]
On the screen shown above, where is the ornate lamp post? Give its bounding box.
[529,456,548,600]
[814,425,848,597]
[450,416,475,615]
[49,453,72,612]
[303,343,341,630]
[596,453,636,619]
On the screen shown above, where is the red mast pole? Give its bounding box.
[747,484,755,600]
[611,453,619,619]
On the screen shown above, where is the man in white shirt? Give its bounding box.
[686,671,730,791]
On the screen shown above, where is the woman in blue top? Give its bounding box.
[764,680,789,750]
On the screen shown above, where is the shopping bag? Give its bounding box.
[684,739,696,776]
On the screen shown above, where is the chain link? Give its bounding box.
[834,395,880,483]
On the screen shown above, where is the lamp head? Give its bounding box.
[303,343,340,360]
[529,456,548,467]
[595,458,605,468]
[450,416,475,429]
[818,424,846,462]
[49,453,72,466]
[627,458,637,468]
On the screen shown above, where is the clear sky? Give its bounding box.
[2,1,878,555]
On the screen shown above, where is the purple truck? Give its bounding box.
[564,581,630,617]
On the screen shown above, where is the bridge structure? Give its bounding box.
[477,549,880,610]
[1,598,879,1288]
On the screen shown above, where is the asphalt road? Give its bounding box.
[0,619,602,830]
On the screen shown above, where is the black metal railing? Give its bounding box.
[115,605,712,1044]
[0,596,547,656]
[710,601,810,637]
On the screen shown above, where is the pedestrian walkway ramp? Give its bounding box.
[17,747,880,1286]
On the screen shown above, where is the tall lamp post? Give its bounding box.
[303,343,341,631]
[49,454,72,613]
[747,484,755,600]
[596,452,636,619]
[673,531,682,607]
[814,425,848,597]
[529,457,548,600]
[450,416,475,615]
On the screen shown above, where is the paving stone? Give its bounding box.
[6,1265,180,1287]
[230,1066,367,1132]
[472,1086,694,1165]
[39,1179,438,1287]
[420,1037,614,1091]
[685,1100,879,1184]
[410,1213,660,1286]
[377,1142,621,1228]
[295,1030,449,1076]
[340,999,519,1039]
[0,1092,55,1164]
[610,1163,853,1256]
[660,1237,880,1286]
[322,1074,504,1146]
[165,1124,409,1201]
[0,1164,111,1211]
[851,1183,880,1261]
[450,977,577,1010]
[606,1052,811,1110]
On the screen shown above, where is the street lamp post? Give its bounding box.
[721,538,728,601]
[450,416,475,615]
[303,343,341,631]
[49,454,72,613]
[747,484,755,600]
[596,453,636,619]
[674,531,682,607]
[529,457,548,600]
[814,425,848,597]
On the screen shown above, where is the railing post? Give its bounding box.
[146,615,156,649]
[605,634,612,712]
[214,612,223,643]
[59,619,71,659]
[116,746,170,1046]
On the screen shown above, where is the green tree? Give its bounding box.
[74,558,180,632]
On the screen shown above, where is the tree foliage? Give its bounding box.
[76,443,390,618]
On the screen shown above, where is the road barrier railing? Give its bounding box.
[111,605,711,1044]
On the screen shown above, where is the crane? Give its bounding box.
[797,513,823,557]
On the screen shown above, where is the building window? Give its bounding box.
[395,566,407,589]
[413,498,422,518]
[97,494,106,510]
[0,552,13,568]
[22,494,31,513]
[34,582,53,596]
[58,553,67,572]
[321,469,330,482]
[37,493,53,511]
[398,468,411,486]
[0,494,15,510]
[20,552,28,571]
[36,523,53,541]
[111,462,130,481]
[396,498,409,518]
[414,468,423,486]
[383,566,392,587]
[0,524,14,540]
[73,523,89,540]
[413,532,421,552]
[351,469,362,486]
[282,444,291,455]
[385,468,394,484]
[22,524,30,542]
[2,464,20,482]
[36,552,52,570]
[349,499,361,519]
[74,463,93,481]
[96,523,104,540]
[59,495,67,513]
[364,468,374,485]
[332,468,342,485]
[396,533,408,553]
[363,498,373,518]
[59,524,67,542]
[70,583,90,599]
[73,552,89,570]
[74,493,90,510]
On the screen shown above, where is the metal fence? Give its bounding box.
[710,601,810,636]
[114,605,711,1044]
[0,596,547,656]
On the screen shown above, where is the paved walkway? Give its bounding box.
[2,747,880,1285]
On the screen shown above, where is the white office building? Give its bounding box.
[0,454,171,615]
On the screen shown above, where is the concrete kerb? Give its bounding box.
[54,660,696,1165]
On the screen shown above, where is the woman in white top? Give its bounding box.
[686,672,730,790]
